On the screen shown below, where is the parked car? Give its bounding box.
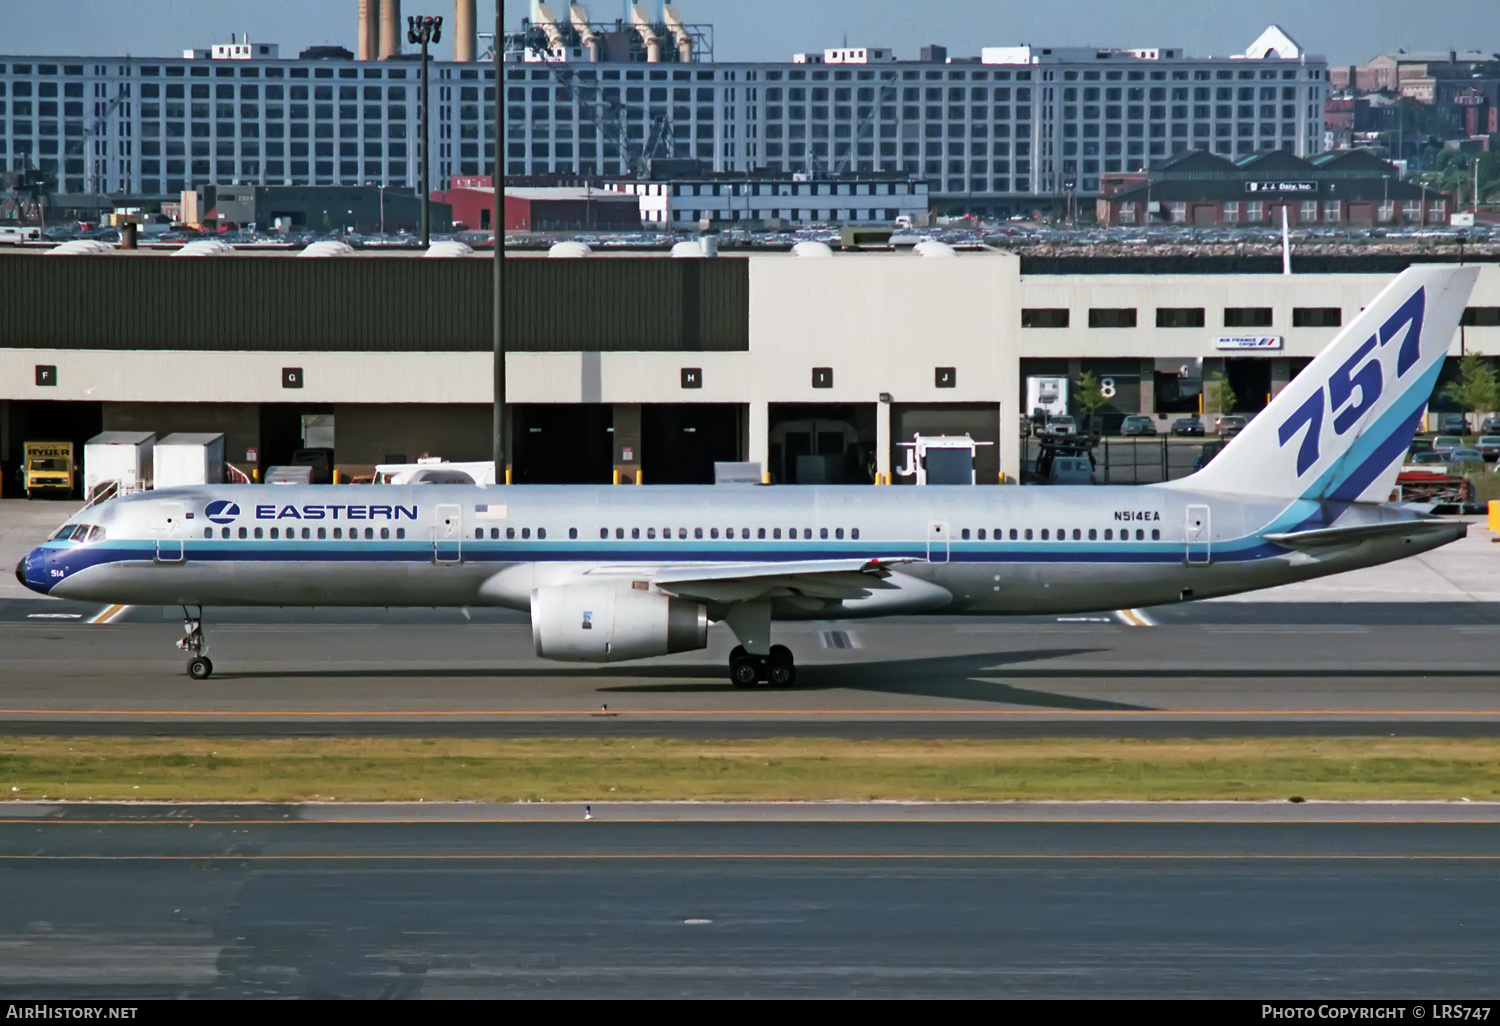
[1431,435,1465,455]
[289,447,334,484]
[1120,414,1157,437]
[1409,451,1448,465]
[1437,413,1469,434]
[1215,415,1248,436]
[1474,436,1500,462]
[1447,447,1486,469]
[1171,416,1205,437]
[1047,455,1095,484]
[1480,416,1500,434]
[1046,415,1078,437]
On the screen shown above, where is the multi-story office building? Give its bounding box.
[0,23,1327,213]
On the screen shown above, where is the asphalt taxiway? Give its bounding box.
[0,807,1496,998]
[2,599,1500,735]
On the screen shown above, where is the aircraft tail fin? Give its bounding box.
[1163,265,1480,502]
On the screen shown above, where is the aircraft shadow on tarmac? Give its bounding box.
[222,647,1153,711]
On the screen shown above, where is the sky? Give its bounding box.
[4,0,1498,66]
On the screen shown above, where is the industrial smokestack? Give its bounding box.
[357,0,377,60]
[453,0,476,61]
[569,2,599,62]
[379,0,402,59]
[663,4,691,62]
[629,2,661,62]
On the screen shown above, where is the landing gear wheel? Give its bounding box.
[176,605,212,678]
[729,649,761,688]
[765,645,796,688]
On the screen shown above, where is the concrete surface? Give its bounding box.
[1,815,1497,997]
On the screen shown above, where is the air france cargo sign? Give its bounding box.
[1216,335,1283,351]
[205,499,418,522]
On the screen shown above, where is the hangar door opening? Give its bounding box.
[1222,358,1273,414]
[889,403,1000,485]
[512,404,614,484]
[768,404,876,485]
[641,404,743,485]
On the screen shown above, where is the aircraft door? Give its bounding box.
[155,502,186,562]
[1185,504,1211,565]
[926,520,950,563]
[433,503,463,564]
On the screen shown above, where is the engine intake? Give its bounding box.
[531,585,708,663]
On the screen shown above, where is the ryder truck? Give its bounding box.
[23,441,75,498]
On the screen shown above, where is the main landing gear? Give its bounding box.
[177,605,213,679]
[729,645,796,688]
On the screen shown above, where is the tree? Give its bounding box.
[1205,371,1237,418]
[1442,354,1500,427]
[1072,370,1107,430]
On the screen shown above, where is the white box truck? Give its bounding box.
[83,431,155,500]
[154,433,226,489]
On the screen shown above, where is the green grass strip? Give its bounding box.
[4,737,1500,802]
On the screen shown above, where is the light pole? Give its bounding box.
[493,2,507,482]
[408,14,443,248]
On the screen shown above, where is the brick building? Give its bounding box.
[1096,148,1445,226]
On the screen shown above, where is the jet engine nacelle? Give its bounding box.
[531,585,708,662]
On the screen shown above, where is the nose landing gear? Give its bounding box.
[728,644,796,688]
[176,605,213,679]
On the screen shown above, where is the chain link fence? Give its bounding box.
[1021,436,1223,485]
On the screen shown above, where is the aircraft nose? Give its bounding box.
[17,549,51,596]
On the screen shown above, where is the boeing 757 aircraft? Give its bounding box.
[16,265,1479,684]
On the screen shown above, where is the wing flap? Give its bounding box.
[649,558,916,605]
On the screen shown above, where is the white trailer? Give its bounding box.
[83,431,155,499]
[154,433,226,489]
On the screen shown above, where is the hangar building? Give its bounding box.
[0,249,1496,489]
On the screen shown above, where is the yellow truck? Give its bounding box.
[23,441,75,498]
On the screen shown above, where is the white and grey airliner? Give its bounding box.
[17,265,1479,684]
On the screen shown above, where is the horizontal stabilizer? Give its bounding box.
[1263,518,1464,551]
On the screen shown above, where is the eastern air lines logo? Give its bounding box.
[204,500,241,525]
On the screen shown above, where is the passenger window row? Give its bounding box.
[469,527,864,541]
[958,527,1161,541]
[204,526,405,540]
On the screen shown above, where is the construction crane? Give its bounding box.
[520,44,679,178]
[79,90,126,196]
[830,71,901,177]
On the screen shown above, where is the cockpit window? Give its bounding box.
[49,524,77,541]
[69,525,91,541]
[86,526,105,542]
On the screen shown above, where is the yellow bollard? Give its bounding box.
[1490,500,1500,537]
[332,468,340,484]
[504,466,513,485]
[762,471,771,485]
[635,469,644,485]
[612,468,621,485]
[252,467,260,483]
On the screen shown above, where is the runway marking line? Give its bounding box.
[3,709,1500,718]
[4,818,1500,827]
[87,605,130,626]
[1,853,1498,862]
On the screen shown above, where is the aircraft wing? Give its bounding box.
[648,557,917,604]
[1262,519,1465,552]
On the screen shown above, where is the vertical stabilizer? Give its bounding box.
[1163,265,1479,502]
